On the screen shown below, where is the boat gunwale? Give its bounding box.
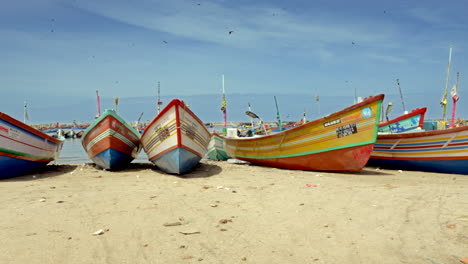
[0,112,63,145]
[222,94,384,142]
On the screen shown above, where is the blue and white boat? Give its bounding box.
[0,112,63,178]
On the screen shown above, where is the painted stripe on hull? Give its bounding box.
[141,99,210,174]
[367,158,468,174]
[238,144,374,171]
[151,147,202,174]
[91,148,136,170]
[0,155,49,178]
[369,125,468,174]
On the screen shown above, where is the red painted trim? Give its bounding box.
[379,108,427,127]
[0,112,62,144]
[149,144,204,161]
[141,99,210,138]
[175,103,182,148]
[149,145,179,161]
[378,125,468,139]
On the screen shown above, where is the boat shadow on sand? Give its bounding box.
[1,164,77,181]
[84,162,223,178]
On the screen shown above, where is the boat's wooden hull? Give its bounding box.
[81,109,141,170]
[223,94,384,171]
[368,126,468,174]
[141,99,210,174]
[206,133,230,161]
[0,113,63,178]
[379,108,426,134]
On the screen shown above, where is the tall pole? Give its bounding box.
[450,72,460,128]
[96,90,101,118]
[396,79,406,114]
[221,74,227,135]
[157,81,163,114]
[442,47,452,127]
[315,95,320,116]
[274,96,283,132]
[248,102,253,127]
[115,96,119,113]
[23,101,29,123]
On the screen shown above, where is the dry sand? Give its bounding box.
[0,161,467,264]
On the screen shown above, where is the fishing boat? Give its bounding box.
[141,99,211,174]
[368,126,468,174]
[368,48,467,174]
[0,112,64,178]
[378,107,427,134]
[81,92,141,170]
[64,129,75,139]
[81,109,141,170]
[222,94,384,172]
[206,132,230,161]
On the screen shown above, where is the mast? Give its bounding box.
[315,94,320,115]
[220,74,227,135]
[396,79,407,114]
[450,72,460,128]
[23,101,29,124]
[274,96,283,131]
[441,47,452,127]
[248,102,253,127]
[157,81,163,114]
[96,90,101,118]
[115,96,119,113]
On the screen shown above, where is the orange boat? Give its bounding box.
[222,94,384,171]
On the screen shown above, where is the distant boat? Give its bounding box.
[141,99,211,174]
[64,129,75,139]
[0,112,64,178]
[75,130,84,138]
[222,94,384,172]
[368,126,468,174]
[206,132,230,161]
[81,109,141,170]
[378,107,427,134]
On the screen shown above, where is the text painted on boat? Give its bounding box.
[336,123,357,138]
[158,128,170,141]
[323,119,341,127]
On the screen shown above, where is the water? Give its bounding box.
[55,138,150,164]
[54,125,228,164]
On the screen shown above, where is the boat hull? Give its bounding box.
[0,112,63,178]
[81,109,141,170]
[379,108,427,134]
[206,133,230,161]
[223,94,384,171]
[369,126,468,174]
[141,99,211,174]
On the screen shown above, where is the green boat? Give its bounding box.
[206,133,230,161]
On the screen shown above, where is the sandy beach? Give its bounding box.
[0,161,467,264]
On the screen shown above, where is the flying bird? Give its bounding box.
[352,42,355,45]
[163,40,168,44]
[229,31,234,35]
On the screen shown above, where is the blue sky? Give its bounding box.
[1,0,468,123]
